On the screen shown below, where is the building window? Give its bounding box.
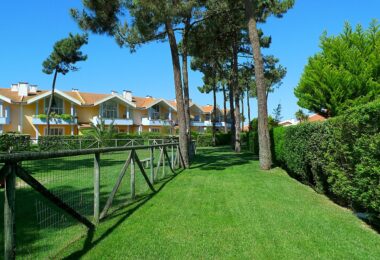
[45,96,64,115]
[45,127,64,136]
[151,104,160,120]
[101,101,118,119]
[194,115,200,122]
[151,128,160,133]
[205,114,211,121]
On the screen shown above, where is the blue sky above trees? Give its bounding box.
[0,0,379,121]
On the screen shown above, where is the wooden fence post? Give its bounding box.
[162,147,165,177]
[150,147,154,184]
[93,153,100,225]
[4,163,16,260]
[171,144,174,169]
[131,150,136,200]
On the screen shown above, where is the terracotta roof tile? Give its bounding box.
[308,114,326,122]
[133,96,156,108]
[76,91,110,105]
[0,88,48,103]
[202,105,214,113]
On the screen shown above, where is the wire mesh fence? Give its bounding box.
[0,142,187,259]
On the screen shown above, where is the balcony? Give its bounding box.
[202,121,231,128]
[0,107,10,125]
[191,121,206,127]
[92,116,133,126]
[142,117,174,126]
[32,116,77,125]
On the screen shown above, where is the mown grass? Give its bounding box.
[59,146,380,259]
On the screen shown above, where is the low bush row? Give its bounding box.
[0,134,30,152]
[272,100,380,219]
[196,132,232,147]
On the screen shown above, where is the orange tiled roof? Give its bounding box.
[133,96,156,108]
[75,91,109,105]
[202,105,214,113]
[0,88,48,103]
[308,114,326,122]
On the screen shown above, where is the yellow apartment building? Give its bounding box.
[0,83,231,138]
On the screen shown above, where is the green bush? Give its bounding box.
[38,135,96,151]
[247,131,259,155]
[272,99,380,218]
[0,134,31,152]
[196,132,232,147]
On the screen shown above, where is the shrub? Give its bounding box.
[38,135,95,151]
[196,132,232,147]
[0,134,31,152]
[272,99,380,219]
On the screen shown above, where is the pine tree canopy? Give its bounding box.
[294,20,380,117]
[42,33,88,75]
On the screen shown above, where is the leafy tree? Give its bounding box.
[263,55,287,98]
[295,109,308,122]
[295,21,380,117]
[272,103,282,123]
[42,33,88,135]
[197,78,218,146]
[71,0,205,167]
[244,0,295,169]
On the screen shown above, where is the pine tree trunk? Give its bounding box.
[165,21,189,167]
[247,88,251,128]
[212,83,217,146]
[232,37,241,153]
[245,0,272,169]
[228,80,235,149]
[222,84,228,133]
[182,17,191,150]
[241,93,244,131]
[46,68,58,136]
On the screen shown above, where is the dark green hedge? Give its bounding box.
[38,135,97,151]
[272,100,380,219]
[0,134,31,152]
[196,133,232,147]
[38,134,179,151]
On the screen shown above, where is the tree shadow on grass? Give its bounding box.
[60,167,184,259]
[191,146,257,171]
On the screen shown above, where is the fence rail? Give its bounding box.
[0,141,190,260]
[30,138,179,151]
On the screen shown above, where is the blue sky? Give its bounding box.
[0,1,379,121]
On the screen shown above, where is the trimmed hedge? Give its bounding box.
[196,133,232,147]
[38,135,97,151]
[272,100,380,219]
[38,134,179,151]
[0,134,31,152]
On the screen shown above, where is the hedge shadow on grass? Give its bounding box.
[191,146,254,171]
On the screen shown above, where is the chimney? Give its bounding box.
[146,95,152,99]
[72,88,79,92]
[111,90,118,95]
[18,82,29,97]
[29,85,38,94]
[11,83,19,92]
[123,90,132,101]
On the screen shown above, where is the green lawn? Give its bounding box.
[56,146,380,259]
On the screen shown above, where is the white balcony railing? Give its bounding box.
[142,117,174,126]
[92,116,133,126]
[32,116,77,125]
[200,121,231,128]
